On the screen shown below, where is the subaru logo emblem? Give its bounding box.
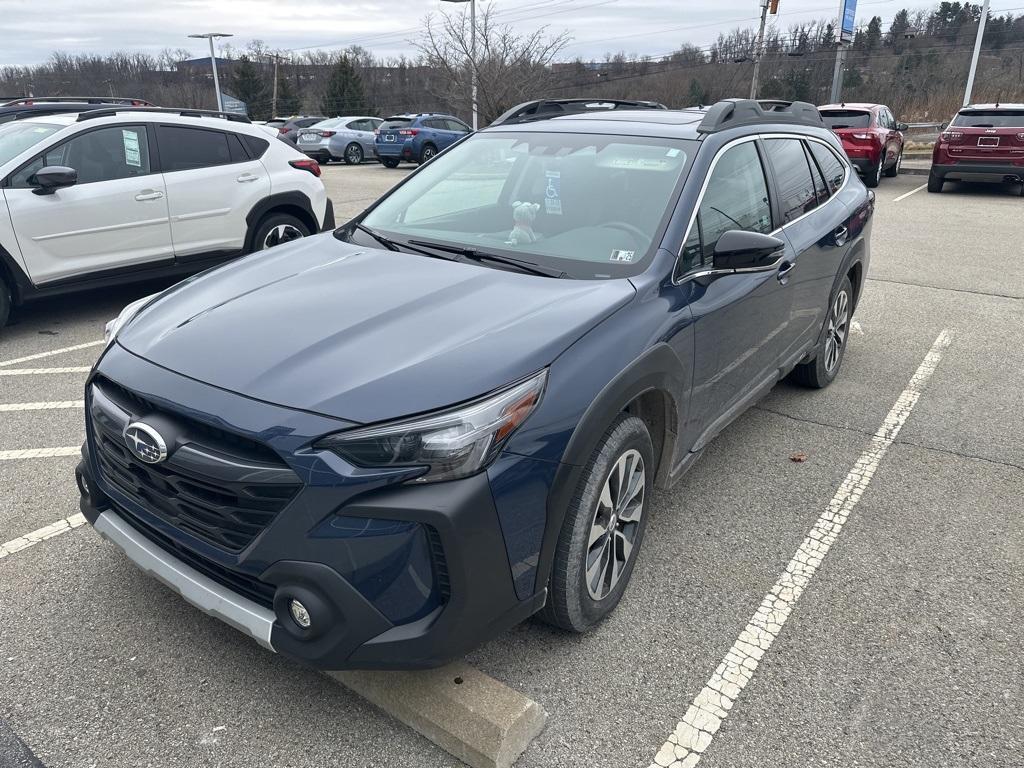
[123,422,168,464]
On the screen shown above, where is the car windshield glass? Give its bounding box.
[360,131,694,279]
[381,118,413,130]
[0,121,62,167]
[952,110,1024,128]
[820,110,872,129]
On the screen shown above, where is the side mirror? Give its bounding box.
[30,165,78,196]
[712,230,786,272]
[896,121,909,132]
[940,121,950,131]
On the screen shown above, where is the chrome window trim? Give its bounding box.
[674,133,850,286]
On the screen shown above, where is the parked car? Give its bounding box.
[818,102,907,187]
[0,96,155,124]
[275,115,328,144]
[928,103,1024,194]
[0,107,333,331]
[77,98,872,670]
[297,116,382,164]
[375,113,472,166]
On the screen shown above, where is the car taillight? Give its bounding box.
[278,126,289,134]
[320,130,336,137]
[399,129,419,136]
[289,159,321,177]
[941,131,964,143]
[851,133,873,140]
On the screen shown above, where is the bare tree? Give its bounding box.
[412,2,570,124]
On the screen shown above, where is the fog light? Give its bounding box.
[289,599,312,629]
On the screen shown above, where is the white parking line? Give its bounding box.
[893,183,928,202]
[0,367,91,376]
[0,447,80,460]
[0,401,84,411]
[0,339,103,368]
[0,513,87,561]
[649,329,952,768]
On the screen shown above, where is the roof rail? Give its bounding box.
[696,99,823,134]
[76,106,251,124]
[2,96,154,107]
[490,98,668,126]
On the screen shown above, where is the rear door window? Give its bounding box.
[157,126,236,172]
[445,119,471,133]
[764,138,819,224]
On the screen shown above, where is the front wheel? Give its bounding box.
[252,213,310,252]
[381,157,400,168]
[538,414,653,633]
[790,276,853,389]
[343,143,364,165]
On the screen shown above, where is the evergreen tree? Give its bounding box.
[230,55,269,119]
[274,68,300,117]
[322,56,367,115]
[687,77,707,107]
[865,16,884,51]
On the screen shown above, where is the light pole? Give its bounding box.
[963,0,991,107]
[188,32,233,112]
[440,0,477,130]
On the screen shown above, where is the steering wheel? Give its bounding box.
[602,221,649,247]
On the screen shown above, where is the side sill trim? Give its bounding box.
[93,509,277,651]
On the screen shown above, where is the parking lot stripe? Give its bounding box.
[0,367,91,376]
[0,401,84,411]
[649,329,952,768]
[893,183,927,202]
[0,513,87,561]
[0,339,103,368]
[0,447,80,460]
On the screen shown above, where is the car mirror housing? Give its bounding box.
[712,230,786,272]
[30,165,78,196]
[896,122,909,132]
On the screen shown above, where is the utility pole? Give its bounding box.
[750,0,771,99]
[271,54,281,118]
[963,0,991,107]
[829,0,852,103]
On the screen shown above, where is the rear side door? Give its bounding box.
[679,138,795,449]
[156,125,271,260]
[3,123,173,284]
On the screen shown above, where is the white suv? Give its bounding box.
[0,107,334,330]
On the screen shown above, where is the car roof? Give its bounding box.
[14,113,78,127]
[8,110,268,136]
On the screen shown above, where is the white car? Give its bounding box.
[0,107,334,330]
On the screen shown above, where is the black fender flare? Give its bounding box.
[0,243,33,305]
[243,192,319,252]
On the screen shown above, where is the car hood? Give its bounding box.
[118,235,635,423]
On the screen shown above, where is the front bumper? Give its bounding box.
[930,162,1024,182]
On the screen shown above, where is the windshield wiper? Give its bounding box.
[407,239,567,278]
[352,224,458,261]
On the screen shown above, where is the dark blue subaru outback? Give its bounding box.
[77,98,873,670]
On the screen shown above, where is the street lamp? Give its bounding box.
[440,0,477,130]
[188,32,233,112]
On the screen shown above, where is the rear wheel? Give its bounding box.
[419,144,438,164]
[0,275,10,331]
[927,170,944,193]
[252,212,310,252]
[381,157,400,168]
[790,276,853,389]
[538,414,653,633]
[864,160,882,188]
[884,150,902,177]
[343,143,364,165]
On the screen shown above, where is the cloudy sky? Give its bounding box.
[0,0,1010,67]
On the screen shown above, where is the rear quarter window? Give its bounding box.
[242,134,270,158]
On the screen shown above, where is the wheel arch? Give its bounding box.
[244,192,318,252]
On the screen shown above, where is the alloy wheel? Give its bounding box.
[824,289,850,373]
[346,144,363,164]
[585,449,646,601]
[262,224,304,250]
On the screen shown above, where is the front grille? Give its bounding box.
[90,377,301,552]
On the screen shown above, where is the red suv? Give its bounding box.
[819,103,907,188]
[929,103,1024,194]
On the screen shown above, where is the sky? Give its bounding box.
[0,0,1018,67]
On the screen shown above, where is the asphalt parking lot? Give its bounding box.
[1,165,1022,768]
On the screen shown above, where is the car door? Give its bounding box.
[2,123,173,285]
[156,124,271,260]
[356,119,382,154]
[442,118,471,148]
[677,138,795,449]
[879,108,900,168]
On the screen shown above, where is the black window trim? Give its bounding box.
[761,135,823,225]
[154,123,257,173]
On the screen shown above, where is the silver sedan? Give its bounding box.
[297,116,382,165]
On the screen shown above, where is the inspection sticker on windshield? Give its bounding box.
[122,130,141,167]
[610,249,635,263]
[544,170,562,215]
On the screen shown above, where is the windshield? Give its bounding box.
[358,131,694,279]
[820,110,872,129]
[0,121,62,167]
[952,110,1024,128]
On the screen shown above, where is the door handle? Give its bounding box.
[833,226,849,246]
[237,173,260,183]
[777,260,795,283]
[134,190,164,201]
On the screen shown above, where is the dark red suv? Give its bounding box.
[819,103,907,188]
[929,103,1024,194]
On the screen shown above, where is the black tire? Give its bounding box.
[790,276,853,389]
[927,170,944,193]
[864,161,882,188]
[343,143,364,165]
[419,143,438,164]
[0,275,10,332]
[381,157,400,168]
[538,414,654,633]
[884,150,901,178]
[251,212,310,252]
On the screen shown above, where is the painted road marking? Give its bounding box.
[0,367,91,376]
[0,401,84,412]
[0,339,103,368]
[649,329,952,768]
[893,183,928,202]
[0,447,80,460]
[0,513,87,561]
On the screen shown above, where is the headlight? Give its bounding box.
[317,370,547,483]
[103,294,158,347]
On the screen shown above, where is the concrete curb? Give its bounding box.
[329,662,547,768]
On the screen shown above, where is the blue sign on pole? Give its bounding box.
[840,0,858,43]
